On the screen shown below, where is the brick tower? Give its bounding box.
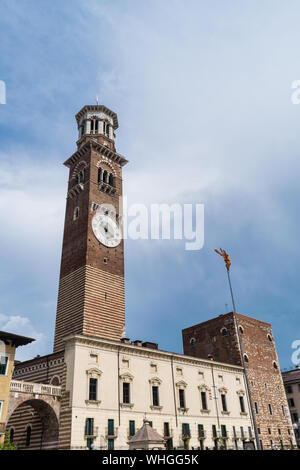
[53,105,128,353]
[182,312,296,449]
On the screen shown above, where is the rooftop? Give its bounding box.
[0,331,35,347]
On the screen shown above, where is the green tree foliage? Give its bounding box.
[0,431,17,450]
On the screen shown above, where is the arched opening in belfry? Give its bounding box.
[6,399,59,450]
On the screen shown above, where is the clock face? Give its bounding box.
[92,213,121,248]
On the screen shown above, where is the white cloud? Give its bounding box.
[0,152,66,260]
[0,313,45,361]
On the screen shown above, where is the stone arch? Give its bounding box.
[96,158,117,177]
[71,160,88,180]
[6,399,59,450]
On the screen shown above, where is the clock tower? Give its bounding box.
[53,105,128,353]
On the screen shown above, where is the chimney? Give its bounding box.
[133,340,142,347]
[142,341,158,350]
[120,338,130,344]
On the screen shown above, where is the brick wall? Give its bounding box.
[182,312,295,449]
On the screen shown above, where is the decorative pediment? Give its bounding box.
[198,383,210,392]
[176,380,187,389]
[218,387,228,394]
[149,377,162,386]
[120,372,134,383]
[236,389,245,396]
[86,368,102,378]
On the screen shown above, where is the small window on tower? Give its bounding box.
[267,334,272,342]
[239,326,244,334]
[73,207,80,221]
[244,354,249,363]
[221,327,227,337]
[273,361,278,370]
[98,167,103,183]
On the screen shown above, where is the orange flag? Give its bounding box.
[215,248,231,271]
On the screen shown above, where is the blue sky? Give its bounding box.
[0,0,300,369]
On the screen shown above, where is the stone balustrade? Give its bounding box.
[10,380,61,397]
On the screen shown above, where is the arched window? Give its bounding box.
[239,326,244,334]
[73,207,80,221]
[98,167,103,183]
[109,173,114,186]
[90,119,98,134]
[10,427,14,443]
[50,376,60,386]
[79,169,85,183]
[244,354,249,363]
[190,338,196,347]
[25,425,31,447]
[221,328,227,337]
[103,122,110,137]
[267,334,272,342]
[103,170,108,184]
[273,361,278,370]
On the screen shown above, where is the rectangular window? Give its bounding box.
[182,423,190,437]
[212,424,217,438]
[86,438,93,449]
[240,426,244,438]
[0,356,8,375]
[164,422,170,437]
[179,389,185,409]
[286,385,293,394]
[221,425,227,438]
[248,427,252,438]
[201,391,207,410]
[108,419,114,436]
[123,382,130,404]
[221,394,227,412]
[288,398,295,408]
[239,396,245,413]
[282,405,285,416]
[129,420,135,437]
[108,439,114,450]
[292,412,299,423]
[298,384,300,392]
[232,426,236,438]
[0,401,3,420]
[85,418,94,436]
[148,421,153,427]
[254,402,259,414]
[152,386,159,407]
[89,378,97,401]
[268,403,273,415]
[198,424,204,438]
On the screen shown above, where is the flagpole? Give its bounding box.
[226,269,261,451]
[215,249,261,451]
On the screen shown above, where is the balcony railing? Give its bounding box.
[106,426,119,438]
[10,380,61,397]
[85,426,98,438]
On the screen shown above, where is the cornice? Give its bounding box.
[64,140,128,168]
[64,334,244,374]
